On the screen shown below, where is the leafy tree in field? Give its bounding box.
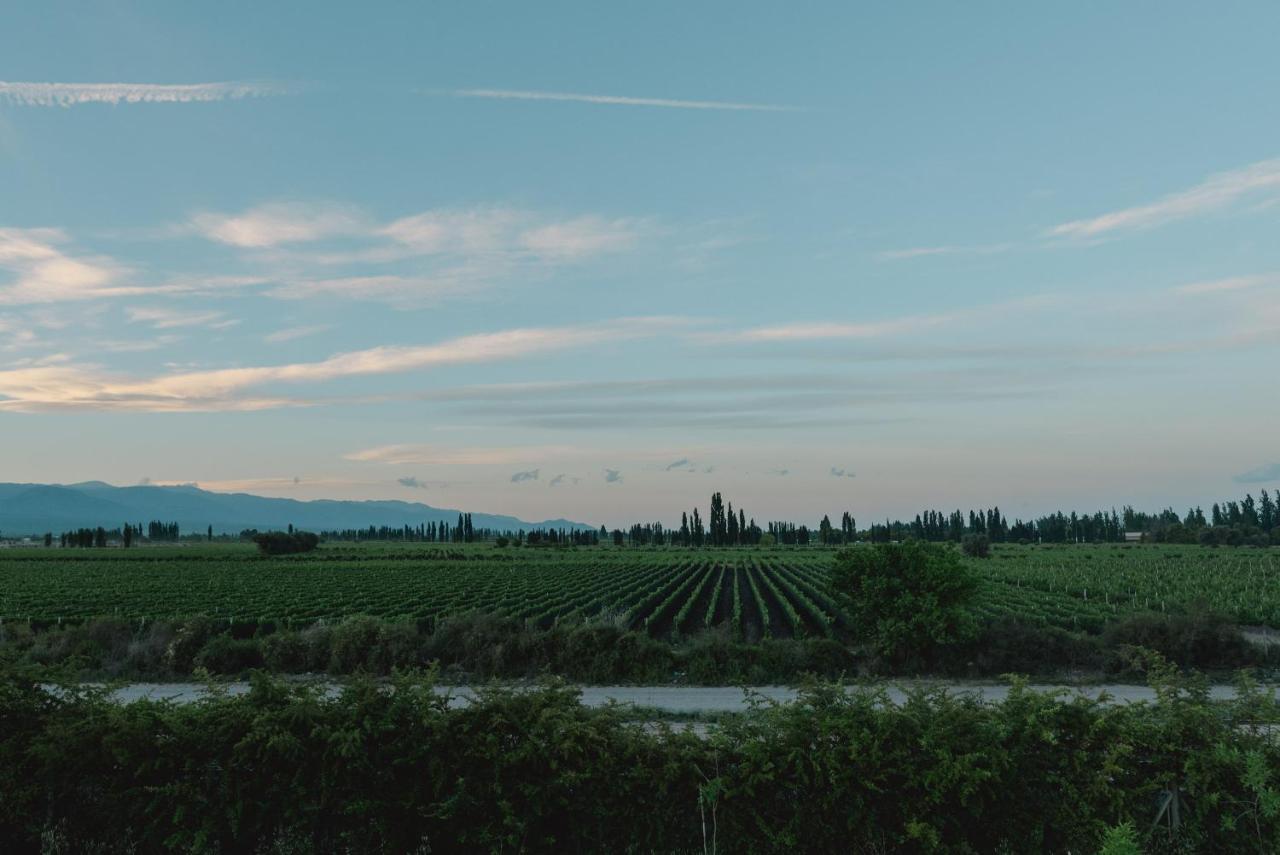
[961,532,991,558]
[830,541,978,658]
[253,530,320,555]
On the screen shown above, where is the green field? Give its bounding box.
[3,542,1278,636]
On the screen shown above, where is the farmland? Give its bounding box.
[2,541,1278,636]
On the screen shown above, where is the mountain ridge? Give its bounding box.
[0,482,594,536]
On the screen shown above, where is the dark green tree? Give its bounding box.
[829,541,978,659]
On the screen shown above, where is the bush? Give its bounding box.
[193,636,264,674]
[262,632,310,673]
[961,533,991,558]
[252,531,320,555]
[1102,611,1256,671]
[830,542,979,662]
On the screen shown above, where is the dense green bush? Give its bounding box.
[1102,610,1255,672]
[193,635,265,673]
[3,665,1280,852]
[830,541,979,662]
[961,532,991,558]
[252,530,320,555]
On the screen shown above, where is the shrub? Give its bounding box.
[262,632,309,673]
[193,636,264,674]
[329,615,383,672]
[1102,611,1256,671]
[830,542,979,661]
[252,531,320,555]
[961,533,991,558]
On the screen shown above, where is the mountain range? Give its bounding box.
[0,482,593,537]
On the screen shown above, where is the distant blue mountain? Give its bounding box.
[0,482,594,536]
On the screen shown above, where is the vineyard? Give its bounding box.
[1,543,1279,638]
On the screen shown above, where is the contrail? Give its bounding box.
[0,81,290,107]
[451,88,798,112]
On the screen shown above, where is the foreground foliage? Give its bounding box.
[2,661,1279,852]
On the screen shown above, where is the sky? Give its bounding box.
[2,2,1279,527]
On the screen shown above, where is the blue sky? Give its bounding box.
[2,2,1279,526]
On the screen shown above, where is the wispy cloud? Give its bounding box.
[510,469,540,483]
[877,243,1013,261]
[0,317,686,412]
[722,312,956,343]
[829,466,856,478]
[665,457,692,471]
[0,80,288,107]
[449,88,798,112]
[190,202,366,248]
[264,324,331,343]
[1176,273,1280,296]
[1234,463,1280,484]
[348,445,573,466]
[126,306,233,329]
[186,202,644,307]
[0,228,137,305]
[548,473,578,487]
[603,468,623,483]
[1048,158,1280,239]
[264,273,485,305]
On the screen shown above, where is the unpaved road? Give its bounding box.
[99,682,1265,711]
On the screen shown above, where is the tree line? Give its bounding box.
[18,488,1280,550]
[54,520,184,548]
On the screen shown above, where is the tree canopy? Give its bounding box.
[830,541,979,659]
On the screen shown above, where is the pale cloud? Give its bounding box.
[1048,158,1280,239]
[348,445,574,466]
[1176,274,1280,296]
[265,273,483,304]
[183,203,643,307]
[126,306,230,329]
[190,202,367,248]
[518,216,639,259]
[707,296,1060,345]
[92,335,182,353]
[510,469,540,482]
[0,228,140,305]
[877,243,1013,261]
[0,317,687,412]
[264,324,331,343]
[0,80,288,108]
[379,208,521,254]
[724,313,955,343]
[603,468,623,483]
[665,458,692,471]
[449,88,798,112]
[830,466,856,478]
